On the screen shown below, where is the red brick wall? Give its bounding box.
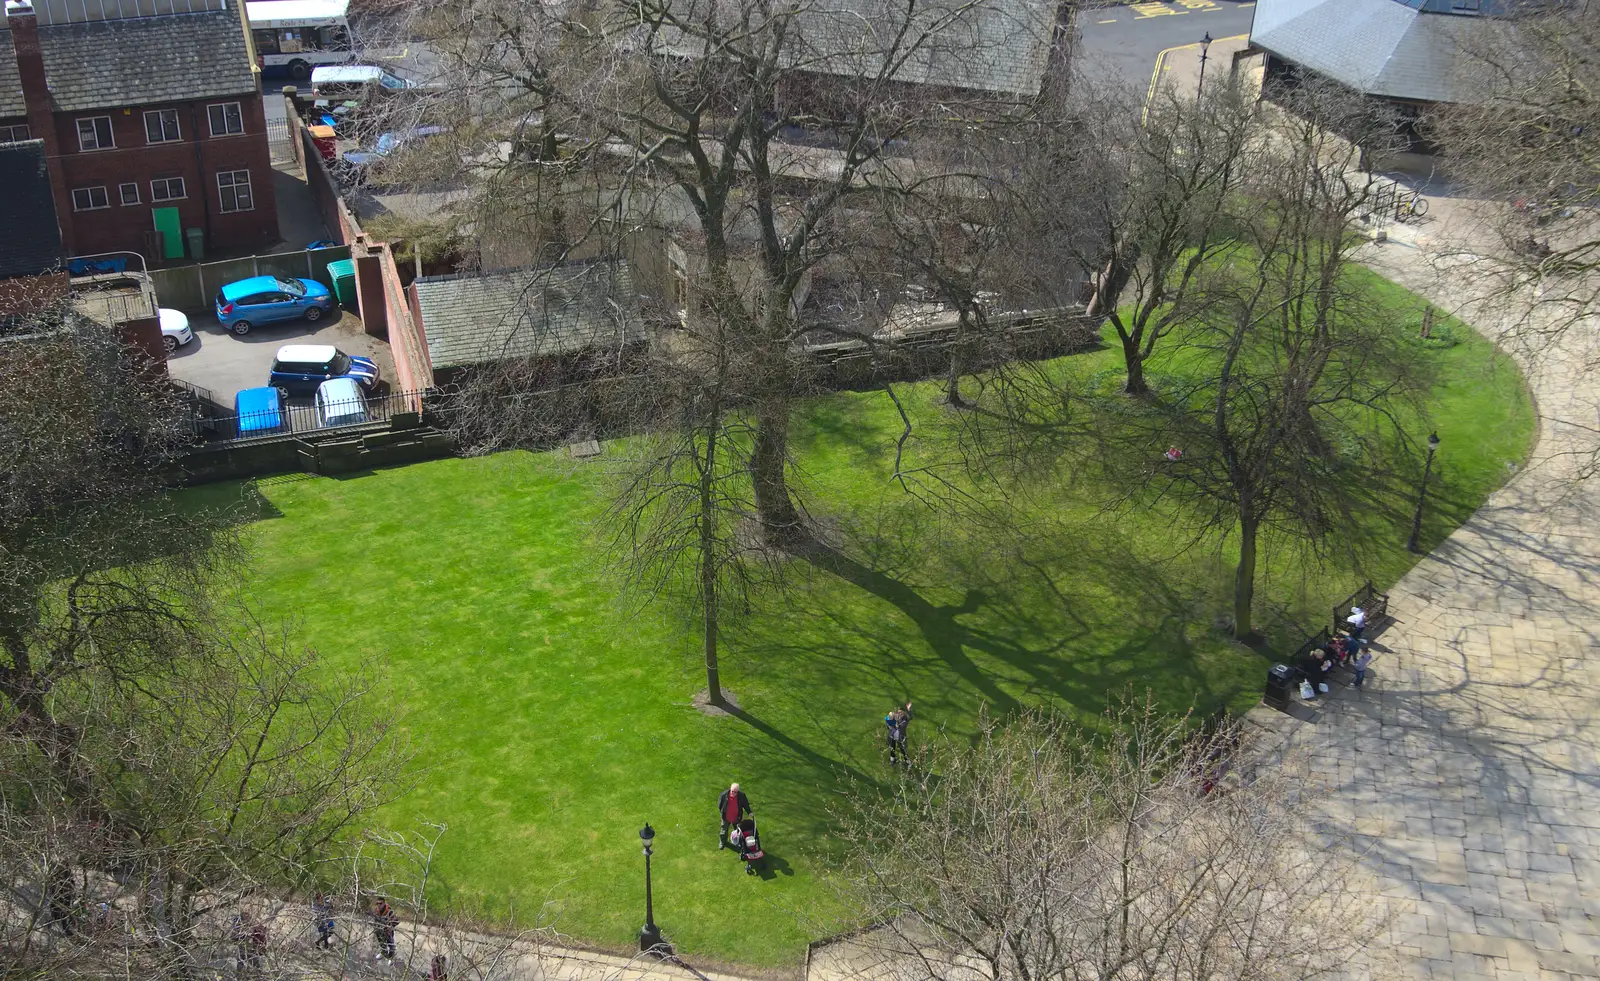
[31,95,279,262]
[0,271,68,317]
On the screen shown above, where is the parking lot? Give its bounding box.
[166,307,395,411]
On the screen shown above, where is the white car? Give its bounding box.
[159,308,194,354]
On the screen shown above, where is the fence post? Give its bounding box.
[195,263,205,305]
[252,257,260,277]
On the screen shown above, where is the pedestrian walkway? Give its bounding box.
[1240,208,1600,981]
[1145,37,1600,976]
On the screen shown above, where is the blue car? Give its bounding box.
[234,386,287,436]
[269,344,380,396]
[215,275,336,336]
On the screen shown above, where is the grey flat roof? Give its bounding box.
[1251,0,1497,103]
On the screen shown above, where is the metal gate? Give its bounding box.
[266,118,295,165]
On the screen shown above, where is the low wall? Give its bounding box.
[175,422,453,484]
[149,246,354,312]
[299,123,363,246]
[377,244,432,396]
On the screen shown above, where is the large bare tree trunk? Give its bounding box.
[946,347,967,408]
[698,428,722,705]
[752,401,802,545]
[1121,335,1148,396]
[1233,513,1258,639]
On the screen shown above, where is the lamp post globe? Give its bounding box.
[638,824,668,954]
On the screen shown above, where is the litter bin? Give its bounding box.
[1264,663,1297,709]
[184,227,205,261]
[326,258,358,308]
[308,124,337,162]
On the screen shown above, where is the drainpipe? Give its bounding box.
[187,104,216,255]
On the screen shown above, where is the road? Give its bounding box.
[259,17,439,123]
[1076,0,1257,88]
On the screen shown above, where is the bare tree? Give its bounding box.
[1104,90,1427,639]
[1067,75,1261,396]
[833,700,1379,981]
[0,307,236,820]
[396,0,1077,544]
[600,290,777,706]
[0,607,409,979]
[1429,2,1600,316]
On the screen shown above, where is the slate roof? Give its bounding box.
[657,0,1060,98]
[0,140,62,278]
[0,2,256,117]
[1250,0,1498,104]
[0,42,18,116]
[414,260,646,370]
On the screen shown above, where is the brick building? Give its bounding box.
[0,0,279,265]
[0,137,66,316]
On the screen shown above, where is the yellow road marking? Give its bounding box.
[1098,17,1117,22]
[1144,45,1176,124]
[1143,34,1251,123]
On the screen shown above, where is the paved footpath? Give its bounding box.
[1244,201,1600,981]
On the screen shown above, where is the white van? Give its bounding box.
[310,64,416,103]
[315,377,370,427]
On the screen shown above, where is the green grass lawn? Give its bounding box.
[188,273,1534,969]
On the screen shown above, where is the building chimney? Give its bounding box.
[8,0,76,256]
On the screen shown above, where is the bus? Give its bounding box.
[246,0,353,81]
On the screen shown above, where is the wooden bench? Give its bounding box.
[1333,581,1389,636]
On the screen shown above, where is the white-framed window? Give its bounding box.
[76,116,113,151]
[0,124,29,143]
[207,102,244,137]
[217,169,253,213]
[71,186,109,211]
[119,182,140,205]
[143,109,181,144]
[150,177,186,202]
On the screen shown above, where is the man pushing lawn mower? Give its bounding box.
[717,782,765,874]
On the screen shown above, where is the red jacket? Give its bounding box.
[718,789,750,823]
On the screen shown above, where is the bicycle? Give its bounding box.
[1394,189,1428,222]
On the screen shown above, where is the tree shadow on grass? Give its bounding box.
[801,508,1244,718]
[714,504,1265,860]
[723,699,879,793]
[797,538,1024,717]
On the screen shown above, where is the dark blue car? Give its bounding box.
[269,344,380,396]
[215,275,337,336]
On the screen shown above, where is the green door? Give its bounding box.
[152,207,184,260]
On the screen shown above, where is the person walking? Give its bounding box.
[1353,649,1374,688]
[885,701,913,765]
[372,897,398,962]
[312,892,335,950]
[717,783,751,850]
[430,953,449,980]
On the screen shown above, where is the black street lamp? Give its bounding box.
[1196,32,1214,101]
[1407,433,1441,553]
[638,824,670,954]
